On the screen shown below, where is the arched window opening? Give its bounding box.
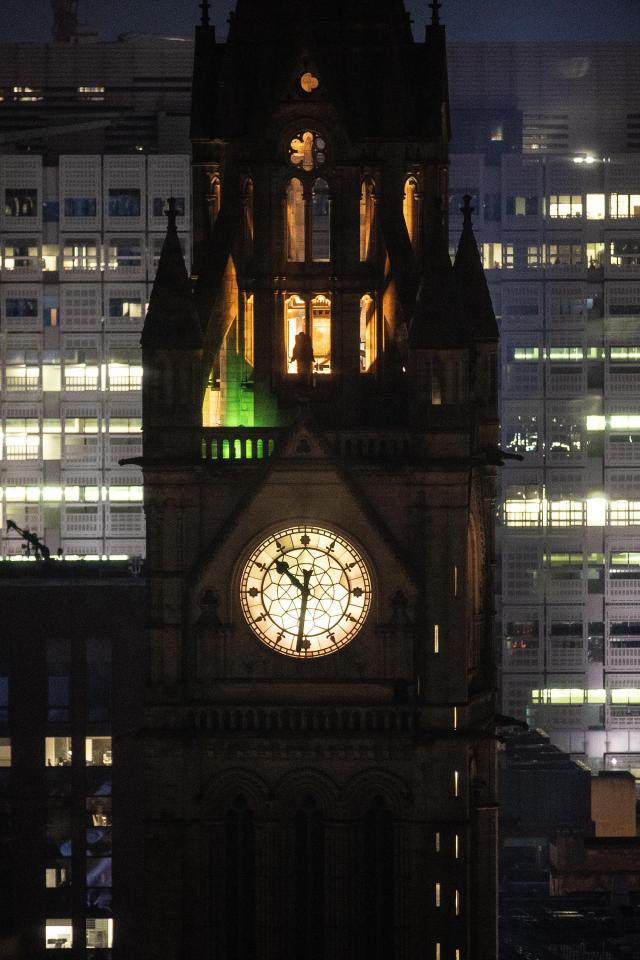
[360,180,376,261]
[311,178,331,262]
[359,295,377,373]
[285,295,332,376]
[286,295,307,375]
[244,294,254,370]
[403,176,421,251]
[294,796,324,960]
[287,178,305,262]
[311,295,331,374]
[224,796,256,959]
[362,797,394,960]
[243,179,254,253]
[207,174,222,229]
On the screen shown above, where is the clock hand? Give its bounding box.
[275,558,305,594]
[296,568,312,652]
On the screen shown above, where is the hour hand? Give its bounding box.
[275,559,305,593]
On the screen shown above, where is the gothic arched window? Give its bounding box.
[403,176,421,251]
[360,179,376,261]
[208,174,221,229]
[286,178,305,262]
[224,796,256,959]
[311,178,331,262]
[359,294,376,372]
[294,796,324,960]
[285,294,332,375]
[361,796,394,960]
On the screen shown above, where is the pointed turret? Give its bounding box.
[454,195,499,342]
[142,199,203,455]
[143,199,202,351]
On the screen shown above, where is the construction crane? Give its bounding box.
[51,0,80,43]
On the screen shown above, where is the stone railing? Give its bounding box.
[189,704,418,735]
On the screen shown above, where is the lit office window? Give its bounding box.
[86,918,113,949]
[586,193,605,219]
[45,862,71,889]
[435,882,441,907]
[46,920,72,950]
[548,194,582,218]
[610,193,640,218]
[85,737,112,766]
[3,239,39,271]
[45,737,72,766]
[62,239,98,271]
[0,738,10,767]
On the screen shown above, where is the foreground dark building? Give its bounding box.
[127,2,500,958]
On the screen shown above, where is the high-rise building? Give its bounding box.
[447,42,640,773]
[130,2,499,958]
[0,34,193,561]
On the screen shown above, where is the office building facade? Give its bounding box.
[0,35,193,561]
[447,42,640,772]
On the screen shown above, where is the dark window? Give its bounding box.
[88,638,111,724]
[43,201,59,223]
[64,197,97,217]
[5,188,37,217]
[294,796,324,960]
[362,797,394,960]
[6,298,37,317]
[0,678,7,723]
[108,189,141,217]
[153,196,184,217]
[224,797,256,959]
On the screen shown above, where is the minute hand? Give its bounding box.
[296,568,312,652]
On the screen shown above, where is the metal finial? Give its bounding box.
[166,197,178,231]
[461,194,474,225]
[430,0,442,25]
[200,0,210,26]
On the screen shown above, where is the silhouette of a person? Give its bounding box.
[291,331,315,384]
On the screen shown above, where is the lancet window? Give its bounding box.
[403,176,421,251]
[360,294,377,372]
[360,179,376,261]
[286,131,331,263]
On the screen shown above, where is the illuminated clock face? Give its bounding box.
[240,525,371,658]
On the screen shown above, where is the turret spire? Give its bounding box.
[142,197,203,350]
[430,0,441,25]
[454,195,499,342]
[200,0,210,26]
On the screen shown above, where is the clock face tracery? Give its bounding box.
[240,525,372,658]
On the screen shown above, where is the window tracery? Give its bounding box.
[290,131,326,172]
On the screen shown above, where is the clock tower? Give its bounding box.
[131,1,500,958]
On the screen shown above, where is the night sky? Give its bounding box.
[5,0,640,43]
